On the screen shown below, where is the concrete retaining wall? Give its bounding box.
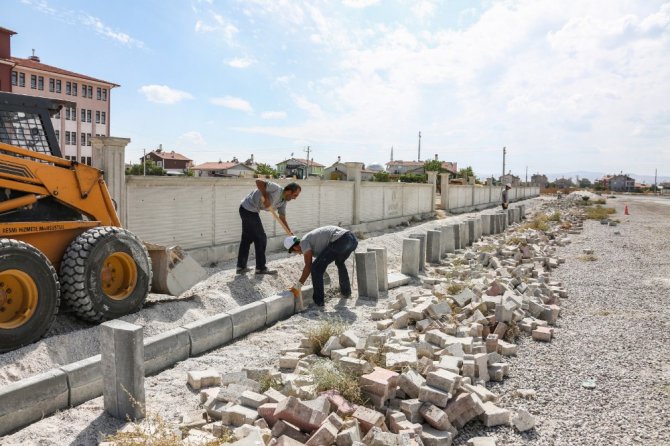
[443,184,539,214]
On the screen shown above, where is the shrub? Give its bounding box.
[585,205,616,220]
[310,360,366,405]
[548,211,561,222]
[304,318,349,354]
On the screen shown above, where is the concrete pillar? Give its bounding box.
[426,230,441,264]
[474,218,483,240]
[367,247,388,292]
[471,184,476,208]
[101,320,145,421]
[440,225,455,255]
[401,238,420,277]
[519,204,526,220]
[355,251,379,299]
[458,222,467,248]
[460,220,472,248]
[91,136,130,226]
[427,171,437,212]
[409,233,426,271]
[345,162,363,225]
[451,223,462,250]
[481,214,492,236]
[440,173,450,210]
[466,219,476,245]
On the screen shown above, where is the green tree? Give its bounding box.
[373,171,390,182]
[578,178,592,188]
[423,160,443,172]
[255,163,279,178]
[457,166,475,179]
[399,173,427,183]
[126,160,166,176]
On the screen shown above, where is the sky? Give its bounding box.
[5,0,670,180]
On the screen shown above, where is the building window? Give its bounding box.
[95,111,100,123]
[81,133,86,146]
[72,131,77,145]
[157,160,163,167]
[96,87,101,100]
[72,82,77,96]
[86,133,91,146]
[38,76,44,90]
[11,72,17,86]
[87,85,92,98]
[30,75,37,89]
[55,80,61,93]
[18,72,25,87]
[101,112,106,124]
[66,81,71,95]
[86,110,91,122]
[81,108,86,122]
[65,131,71,145]
[65,107,71,120]
[102,88,108,101]
[49,78,55,92]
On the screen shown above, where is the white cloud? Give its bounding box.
[342,0,380,8]
[79,14,145,47]
[210,96,254,113]
[138,85,194,104]
[261,111,287,120]
[177,131,206,147]
[227,56,256,68]
[21,0,144,48]
[194,13,239,45]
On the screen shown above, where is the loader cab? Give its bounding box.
[0,92,64,157]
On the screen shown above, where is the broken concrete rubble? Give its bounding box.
[135,205,577,446]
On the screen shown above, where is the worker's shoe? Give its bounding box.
[255,268,278,275]
[236,267,251,274]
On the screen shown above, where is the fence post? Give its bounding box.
[440,173,450,210]
[345,162,363,225]
[91,136,130,226]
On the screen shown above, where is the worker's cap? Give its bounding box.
[284,236,301,252]
[505,183,511,188]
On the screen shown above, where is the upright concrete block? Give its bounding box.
[356,251,379,299]
[401,238,421,277]
[459,222,468,247]
[466,219,476,245]
[474,218,483,240]
[409,233,426,271]
[481,214,493,235]
[367,247,388,291]
[439,225,454,257]
[451,224,462,250]
[426,230,442,264]
[101,320,145,421]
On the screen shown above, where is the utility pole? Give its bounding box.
[525,166,528,185]
[417,131,422,162]
[502,146,506,185]
[655,168,658,194]
[143,149,146,176]
[304,146,311,178]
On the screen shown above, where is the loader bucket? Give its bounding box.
[144,243,207,296]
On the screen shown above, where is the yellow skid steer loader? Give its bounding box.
[0,92,205,352]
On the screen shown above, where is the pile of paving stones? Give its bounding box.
[104,204,587,446]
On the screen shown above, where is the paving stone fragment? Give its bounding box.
[273,396,328,432]
[418,385,451,408]
[467,437,496,446]
[419,403,456,434]
[352,406,387,434]
[511,408,535,432]
[272,421,309,443]
[187,370,221,390]
[420,425,454,446]
[479,401,510,427]
[305,421,338,446]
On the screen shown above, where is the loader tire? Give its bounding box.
[60,227,152,323]
[0,239,59,353]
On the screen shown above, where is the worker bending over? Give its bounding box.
[285,225,358,308]
[237,179,301,275]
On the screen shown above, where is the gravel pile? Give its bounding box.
[457,196,670,445]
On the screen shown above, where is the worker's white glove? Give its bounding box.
[290,281,303,298]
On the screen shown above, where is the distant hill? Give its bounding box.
[547,171,670,185]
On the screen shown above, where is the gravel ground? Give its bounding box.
[1,195,669,445]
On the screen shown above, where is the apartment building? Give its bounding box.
[0,26,117,165]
